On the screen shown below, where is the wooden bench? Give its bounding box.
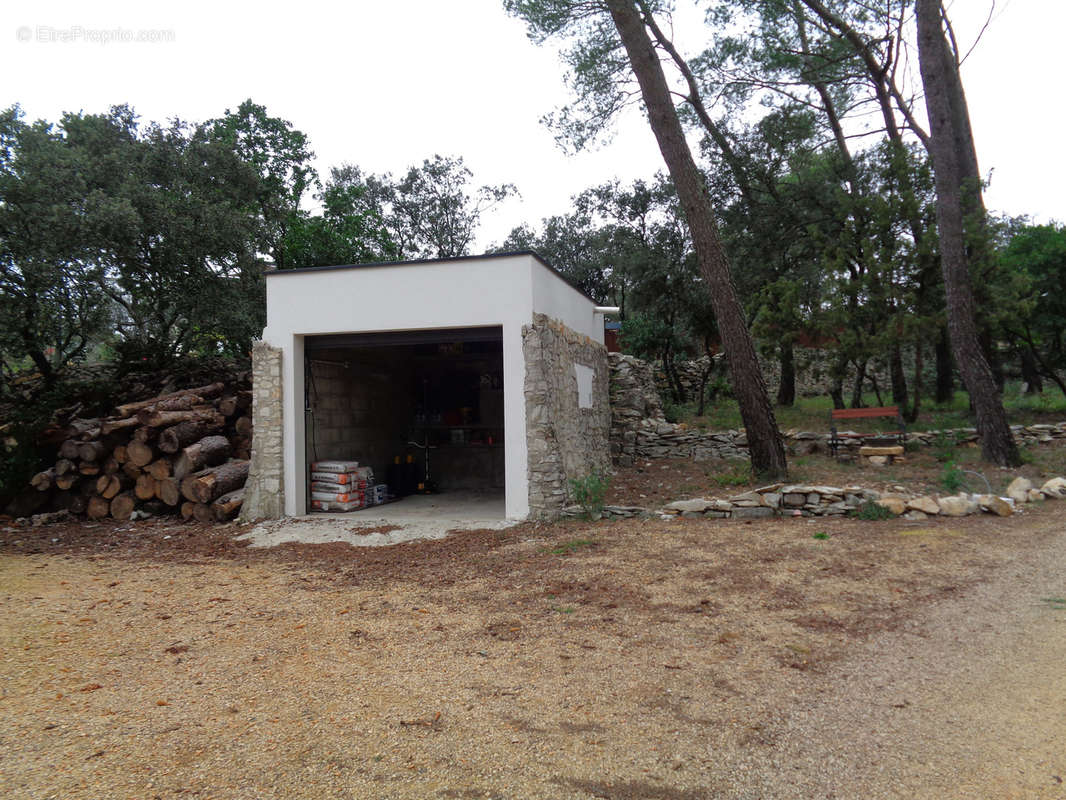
[829,406,906,457]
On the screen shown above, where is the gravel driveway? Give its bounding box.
[1,507,1063,798]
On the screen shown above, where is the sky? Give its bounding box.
[2,0,1063,250]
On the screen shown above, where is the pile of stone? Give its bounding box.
[657,476,1066,521]
[857,444,905,466]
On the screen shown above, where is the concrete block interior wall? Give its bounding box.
[304,339,505,492]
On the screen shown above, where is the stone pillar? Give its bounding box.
[523,314,611,518]
[240,341,284,521]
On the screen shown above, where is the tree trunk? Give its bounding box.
[100,416,140,436]
[77,441,109,462]
[134,474,157,501]
[110,491,136,521]
[935,326,954,403]
[915,0,1020,466]
[97,474,132,500]
[174,435,232,480]
[180,460,249,504]
[127,440,156,468]
[156,477,182,507]
[158,420,224,453]
[828,351,847,409]
[850,360,867,408]
[114,382,224,418]
[147,458,173,481]
[890,342,908,406]
[59,440,81,460]
[55,473,79,491]
[606,0,786,478]
[983,332,1005,391]
[87,496,111,520]
[135,408,223,429]
[777,340,796,407]
[192,503,215,524]
[212,488,245,522]
[1020,348,1043,393]
[906,342,924,423]
[31,469,55,492]
[695,349,716,416]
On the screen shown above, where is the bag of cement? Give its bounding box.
[310,497,365,512]
[310,460,360,474]
[310,470,368,485]
[311,490,364,504]
[311,479,367,493]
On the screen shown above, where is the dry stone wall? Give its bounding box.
[609,352,1066,464]
[563,475,1066,522]
[240,341,284,522]
[524,314,611,519]
[654,349,901,401]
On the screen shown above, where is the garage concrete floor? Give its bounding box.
[239,490,513,549]
[339,489,506,523]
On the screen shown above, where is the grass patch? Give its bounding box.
[678,383,1066,435]
[545,539,596,556]
[1040,596,1066,610]
[812,531,830,540]
[707,463,752,487]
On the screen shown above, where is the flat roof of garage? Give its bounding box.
[263,250,598,305]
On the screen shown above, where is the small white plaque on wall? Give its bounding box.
[574,363,594,409]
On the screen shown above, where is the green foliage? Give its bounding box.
[812,531,829,540]
[939,461,966,493]
[332,156,516,261]
[931,429,962,463]
[0,369,114,508]
[851,501,894,521]
[4,100,470,384]
[505,175,715,406]
[280,171,397,268]
[568,472,609,518]
[0,106,113,382]
[203,99,316,269]
[1,102,282,372]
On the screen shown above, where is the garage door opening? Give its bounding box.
[303,326,505,517]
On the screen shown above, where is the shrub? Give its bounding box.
[940,461,966,493]
[851,501,894,521]
[569,472,609,519]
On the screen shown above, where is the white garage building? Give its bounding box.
[241,252,613,521]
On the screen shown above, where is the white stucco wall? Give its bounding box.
[261,253,602,520]
[531,259,606,344]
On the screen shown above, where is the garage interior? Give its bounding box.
[304,326,505,515]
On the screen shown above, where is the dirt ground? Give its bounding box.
[2,474,1065,799]
[606,439,1066,508]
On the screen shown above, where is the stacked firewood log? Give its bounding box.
[28,381,253,523]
